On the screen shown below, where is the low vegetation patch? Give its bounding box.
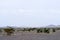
[4,27,15,36]
[0,27,60,36]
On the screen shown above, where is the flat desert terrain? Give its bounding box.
[0,31,60,40]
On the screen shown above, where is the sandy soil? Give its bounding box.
[0,31,60,40]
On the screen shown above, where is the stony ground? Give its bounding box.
[0,31,60,40]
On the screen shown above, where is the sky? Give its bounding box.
[0,0,60,27]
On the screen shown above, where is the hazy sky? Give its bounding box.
[0,0,60,27]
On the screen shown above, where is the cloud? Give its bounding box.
[17,9,33,15]
[18,9,32,13]
[49,9,60,13]
[0,8,34,17]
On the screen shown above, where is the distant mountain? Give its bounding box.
[45,25,60,28]
[0,25,60,28]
